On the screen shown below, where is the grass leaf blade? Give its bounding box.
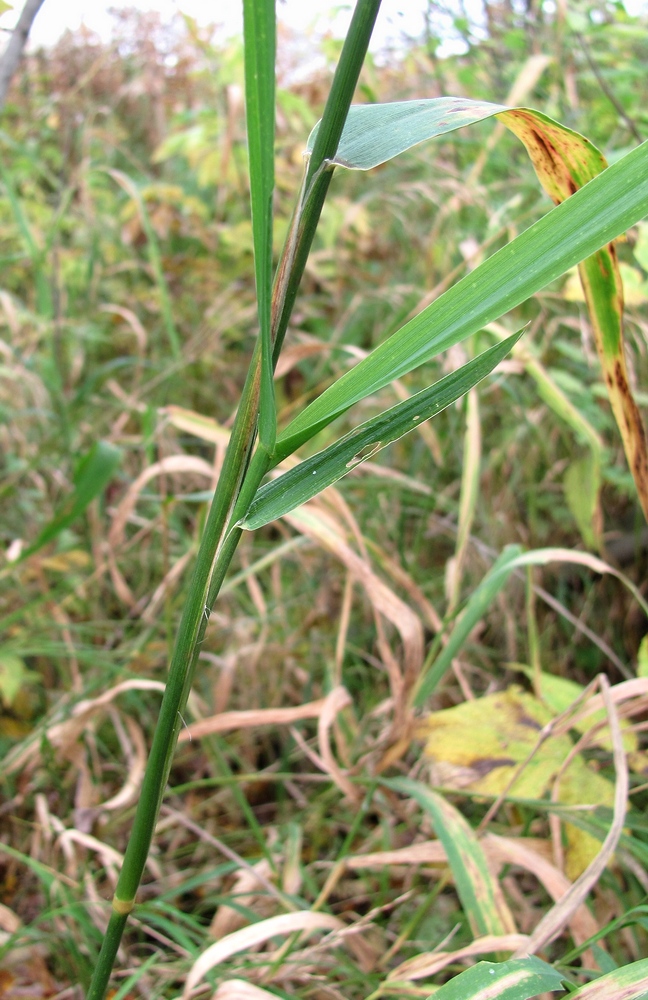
[307,97,508,169]
[422,958,565,1000]
[242,333,520,529]
[20,441,121,561]
[568,959,648,1000]
[275,139,648,461]
[243,0,276,452]
[414,545,523,705]
[384,778,516,938]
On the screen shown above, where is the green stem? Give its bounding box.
[271,0,383,364]
[86,357,261,1000]
[86,2,382,995]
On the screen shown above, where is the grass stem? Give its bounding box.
[85,2,382,995]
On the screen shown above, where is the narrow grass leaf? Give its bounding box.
[274,139,648,461]
[384,777,516,938]
[243,334,520,528]
[308,97,648,517]
[567,958,648,1000]
[388,935,530,982]
[0,841,76,892]
[564,453,601,549]
[508,337,603,547]
[109,952,160,1000]
[20,441,121,561]
[447,387,481,612]
[501,547,648,616]
[243,0,276,453]
[0,161,52,317]
[578,248,648,522]
[213,982,283,1000]
[415,545,523,705]
[560,905,648,965]
[499,108,648,523]
[420,958,565,1000]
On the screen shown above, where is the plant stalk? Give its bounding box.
[86,2,382,995]
[271,0,383,364]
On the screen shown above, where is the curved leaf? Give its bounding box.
[568,958,648,1000]
[306,97,508,169]
[385,777,516,938]
[415,544,648,705]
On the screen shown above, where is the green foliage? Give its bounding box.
[1,2,648,998]
[423,958,565,1000]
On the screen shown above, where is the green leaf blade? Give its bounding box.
[415,544,523,704]
[307,97,507,170]
[275,139,648,462]
[243,0,276,452]
[384,778,514,938]
[242,333,520,530]
[422,958,565,1000]
[21,441,122,561]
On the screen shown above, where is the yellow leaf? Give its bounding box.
[563,267,586,302]
[40,549,91,572]
[638,635,648,678]
[530,668,637,753]
[560,756,614,880]
[618,263,648,307]
[418,685,616,877]
[418,686,567,800]
[0,653,28,708]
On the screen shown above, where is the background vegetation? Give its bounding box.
[1,1,648,996]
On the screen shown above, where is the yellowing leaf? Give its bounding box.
[638,635,648,679]
[530,666,648,780]
[419,686,563,800]
[559,756,614,880]
[526,668,638,757]
[163,405,230,446]
[40,549,91,572]
[618,263,648,306]
[0,653,29,708]
[418,685,616,877]
[385,778,516,938]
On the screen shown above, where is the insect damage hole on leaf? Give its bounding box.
[345,441,382,468]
